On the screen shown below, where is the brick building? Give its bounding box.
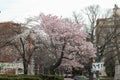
[0,22,24,74]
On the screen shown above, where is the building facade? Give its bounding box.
[95,5,120,79]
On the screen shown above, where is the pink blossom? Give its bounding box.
[35,13,96,68]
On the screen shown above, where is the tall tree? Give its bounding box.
[83,5,112,43]
[82,5,112,80]
[72,12,84,24]
[83,5,100,43]
[10,27,45,74]
[0,22,34,74]
[3,22,43,74]
[33,13,96,73]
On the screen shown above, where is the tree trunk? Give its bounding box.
[88,59,93,80]
[49,52,64,74]
[114,58,120,80]
[20,38,29,75]
[28,58,34,75]
[49,42,66,74]
[23,59,28,74]
[89,72,93,80]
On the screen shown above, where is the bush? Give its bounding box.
[0,75,42,80]
[40,74,64,80]
[0,77,42,80]
[0,74,64,80]
[100,78,113,80]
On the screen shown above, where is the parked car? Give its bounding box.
[73,75,88,80]
[64,74,74,80]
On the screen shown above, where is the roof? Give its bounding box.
[0,22,22,48]
[0,22,22,62]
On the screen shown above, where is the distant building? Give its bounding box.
[95,5,120,79]
[0,22,24,74]
[0,59,23,74]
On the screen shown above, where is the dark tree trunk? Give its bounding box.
[20,38,29,74]
[88,63,93,80]
[23,58,28,74]
[49,42,66,74]
[49,50,64,74]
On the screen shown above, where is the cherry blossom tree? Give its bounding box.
[33,13,96,73]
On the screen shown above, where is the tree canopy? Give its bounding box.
[32,13,96,71]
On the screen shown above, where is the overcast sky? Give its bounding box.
[0,0,120,23]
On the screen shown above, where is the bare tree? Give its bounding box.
[72,11,84,24]
[83,5,112,43]
[0,21,38,75]
[0,22,34,74]
[82,5,112,80]
[83,5,100,43]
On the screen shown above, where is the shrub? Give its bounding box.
[40,74,64,80]
[0,74,64,80]
[100,78,113,80]
[0,75,42,80]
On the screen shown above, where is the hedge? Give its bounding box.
[100,78,113,80]
[0,75,64,80]
[40,74,64,80]
[0,75,42,80]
